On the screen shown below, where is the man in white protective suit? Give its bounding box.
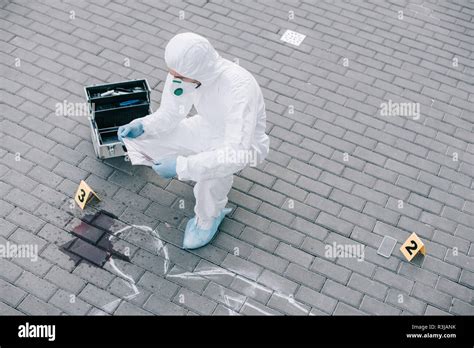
[118,33,270,250]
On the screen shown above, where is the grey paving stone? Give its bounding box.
[248,248,288,274]
[165,265,210,294]
[0,258,23,283]
[412,282,452,311]
[9,228,48,252]
[397,216,435,240]
[282,198,318,221]
[399,260,438,286]
[162,243,201,272]
[44,265,87,294]
[450,298,474,315]
[360,296,401,315]
[267,292,311,315]
[172,287,217,315]
[273,179,308,202]
[316,212,354,237]
[106,277,151,307]
[49,289,92,315]
[5,188,42,213]
[131,248,169,278]
[352,183,388,206]
[336,255,376,279]
[422,256,461,282]
[240,166,275,187]
[240,227,279,253]
[329,189,365,211]
[445,250,473,273]
[436,278,473,303]
[301,237,327,259]
[0,277,27,307]
[115,300,153,315]
[233,207,271,232]
[257,202,295,226]
[49,143,85,165]
[386,289,426,315]
[347,273,388,301]
[459,270,474,289]
[333,302,367,315]
[35,203,73,228]
[296,176,332,197]
[137,271,179,299]
[31,184,68,208]
[10,250,53,279]
[373,268,414,293]
[311,257,352,284]
[425,305,451,316]
[203,282,246,312]
[266,222,305,246]
[229,275,272,304]
[139,183,177,206]
[276,243,314,268]
[363,201,400,225]
[102,258,145,283]
[0,300,24,315]
[6,207,45,233]
[306,194,342,215]
[37,223,75,246]
[190,243,228,266]
[296,285,338,314]
[213,233,253,259]
[322,279,363,307]
[73,262,115,289]
[79,283,120,314]
[14,271,57,302]
[40,244,78,273]
[212,303,240,316]
[293,217,328,241]
[240,298,281,315]
[18,294,61,315]
[228,189,261,212]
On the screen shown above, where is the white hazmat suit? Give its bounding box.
[123,33,270,229]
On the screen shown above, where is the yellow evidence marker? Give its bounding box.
[400,232,426,261]
[74,180,101,210]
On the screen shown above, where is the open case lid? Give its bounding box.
[84,79,152,120]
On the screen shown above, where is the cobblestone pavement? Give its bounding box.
[0,0,473,316]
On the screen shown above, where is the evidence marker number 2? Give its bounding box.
[400,232,426,262]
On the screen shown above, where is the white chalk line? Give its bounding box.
[95,223,308,316]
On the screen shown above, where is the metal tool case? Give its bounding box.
[84,79,152,159]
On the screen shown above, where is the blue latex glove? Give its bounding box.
[117,122,144,143]
[152,157,177,179]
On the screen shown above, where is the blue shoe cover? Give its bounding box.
[183,208,232,250]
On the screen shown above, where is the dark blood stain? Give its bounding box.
[60,210,131,267]
[97,234,130,263]
[82,212,97,223]
[69,238,110,266]
[90,210,128,233]
[71,221,105,244]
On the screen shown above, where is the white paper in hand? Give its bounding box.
[122,137,156,167]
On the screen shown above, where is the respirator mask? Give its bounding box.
[170,78,199,96]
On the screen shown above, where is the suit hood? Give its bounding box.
[164,32,228,86]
